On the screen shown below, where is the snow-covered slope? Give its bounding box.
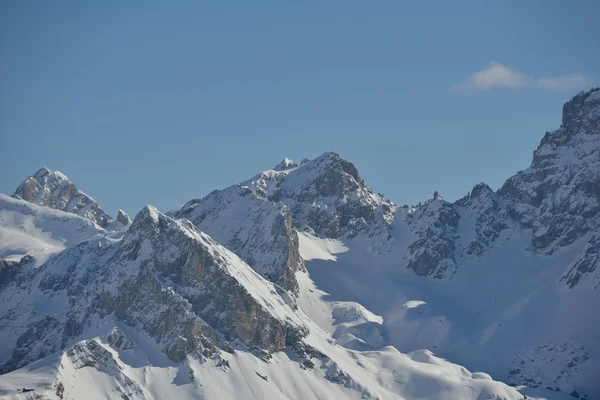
[0,205,523,399]
[0,193,106,265]
[0,326,524,400]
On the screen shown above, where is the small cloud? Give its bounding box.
[536,73,590,91]
[453,61,591,92]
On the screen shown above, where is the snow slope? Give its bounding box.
[0,205,524,399]
[0,194,106,265]
[297,228,600,398]
[0,323,524,400]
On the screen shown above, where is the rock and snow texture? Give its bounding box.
[0,204,523,400]
[172,152,394,293]
[0,194,105,265]
[1,88,600,399]
[0,205,308,375]
[13,168,115,228]
[0,330,523,400]
[290,88,600,398]
[174,189,304,293]
[499,88,600,256]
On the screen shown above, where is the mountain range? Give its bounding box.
[0,87,599,399]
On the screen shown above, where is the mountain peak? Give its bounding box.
[133,205,161,225]
[562,87,600,133]
[13,167,113,228]
[470,182,493,198]
[116,209,132,225]
[32,167,52,178]
[273,158,298,171]
[311,152,361,183]
[31,167,69,181]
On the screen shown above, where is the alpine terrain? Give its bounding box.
[0,88,599,399]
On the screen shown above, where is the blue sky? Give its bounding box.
[1,1,598,216]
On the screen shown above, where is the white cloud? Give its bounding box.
[536,73,590,91]
[453,61,591,92]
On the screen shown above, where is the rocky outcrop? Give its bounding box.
[561,235,600,289]
[455,183,514,256]
[405,199,459,278]
[116,209,132,225]
[498,88,600,254]
[266,152,394,242]
[13,168,113,227]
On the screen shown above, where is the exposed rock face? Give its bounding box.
[561,235,600,289]
[174,191,304,294]
[405,199,459,278]
[455,183,514,257]
[0,206,303,373]
[398,88,600,284]
[498,88,600,254]
[264,152,394,243]
[13,168,113,227]
[239,152,396,259]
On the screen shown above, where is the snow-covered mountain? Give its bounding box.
[12,168,130,229]
[0,199,522,400]
[1,88,599,399]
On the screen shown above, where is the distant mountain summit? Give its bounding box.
[402,87,600,283]
[173,151,395,293]
[13,167,130,229]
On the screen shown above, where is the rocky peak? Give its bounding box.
[469,183,493,199]
[13,168,113,228]
[261,152,394,243]
[273,158,298,171]
[312,152,361,183]
[123,205,163,243]
[498,88,600,254]
[33,167,53,179]
[134,204,160,224]
[116,209,132,225]
[561,87,600,133]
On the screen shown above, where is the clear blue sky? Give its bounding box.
[1,1,598,216]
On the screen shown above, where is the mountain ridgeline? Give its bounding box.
[1,87,599,399]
